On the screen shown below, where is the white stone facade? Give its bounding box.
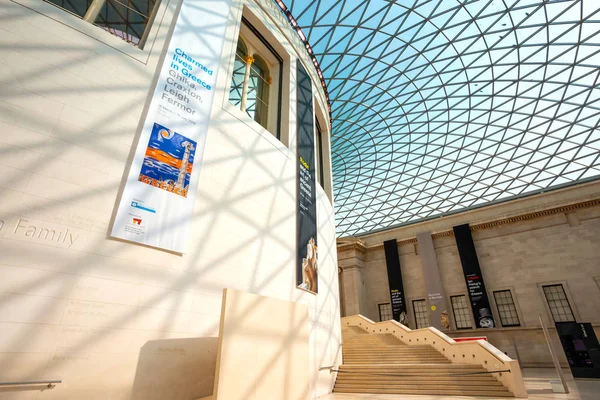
[0,0,340,398]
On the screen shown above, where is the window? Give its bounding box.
[229,18,282,136]
[450,295,472,329]
[316,119,325,189]
[542,284,576,323]
[44,0,159,47]
[378,303,392,321]
[412,299,429,329]
[493,290,520,327]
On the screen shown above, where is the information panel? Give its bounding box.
[383,239,408,324]
[453,224,495,328]
[296,61,318,294]
[556,322,600,379]
[111,0,232,253]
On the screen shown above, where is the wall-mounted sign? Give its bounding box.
[296,61,318,294]
[111,0,232,253]
[453,224,495,328]
[383,239,408,324]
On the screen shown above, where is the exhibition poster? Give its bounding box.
[383,239,408,324]
[296,61,318,294]
[111,0,232,253]
[453,224,496,328]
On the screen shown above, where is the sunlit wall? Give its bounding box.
[0,0,341,398]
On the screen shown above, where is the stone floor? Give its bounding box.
[319,368,600,400]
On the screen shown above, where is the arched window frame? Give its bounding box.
[227,18,282,138]
[247,54,270,128]
[230,35,272,129]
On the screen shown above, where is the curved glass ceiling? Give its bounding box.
[285,0,600,237]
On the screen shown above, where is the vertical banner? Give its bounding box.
[416,232,450,330]
[296,61,318,294]
[383,239,408,324]
[111,0,232,253]
[453,224,495,328]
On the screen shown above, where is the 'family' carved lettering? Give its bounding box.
[13,219,79,248]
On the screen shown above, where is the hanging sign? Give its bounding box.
[296,61,318,294]
[383,239,408,324]
[111,0,232,253]
[453,224,495,328]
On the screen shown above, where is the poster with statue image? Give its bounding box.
[453,224,496,328]
[296,61,318,294]
[111,0,232,253]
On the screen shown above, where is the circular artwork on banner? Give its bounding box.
[159,128,174,140]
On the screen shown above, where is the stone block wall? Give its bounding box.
[338,182,600,367]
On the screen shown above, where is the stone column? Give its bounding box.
[417,231,450,331]
[337,238,367,317]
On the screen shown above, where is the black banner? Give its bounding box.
[453,224,495,328]
[296,62,318,294]
[383,239,408,324]
[556,322,600,378]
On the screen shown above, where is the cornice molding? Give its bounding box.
[337,243,366,252]
[354,198,600,253]
[337,238,367,253]
[339,265,363,272]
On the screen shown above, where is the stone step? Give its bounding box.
[343,350,442,355]
[340,363,485,370]
[343,354,443,358]
[338,365,486,373]
[343,357,449,361]
[338,327,513,398]
[335,382,506,390]
[343,356,449,361]
[344,344,435,347]
[336,375,500,383]
[344,355,450,363]
[343,351,444,355]
[342,346,439,353]
[333,387,513,397]
[343,359,451,363]
[343,341,402,345]
[343,334,397,337]
[344,356,448,359]
[344,361,452,365]
[343,344,403,347]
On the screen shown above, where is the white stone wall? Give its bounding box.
[0,0,340,398]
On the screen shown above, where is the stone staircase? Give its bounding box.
[334,326,514,396]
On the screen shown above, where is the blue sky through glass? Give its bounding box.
[284,0,600,237]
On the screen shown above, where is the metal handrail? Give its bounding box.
[0,380,62,388]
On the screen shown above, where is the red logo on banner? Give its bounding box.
[132,218,142,225]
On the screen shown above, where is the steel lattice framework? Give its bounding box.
[283,0,600,237]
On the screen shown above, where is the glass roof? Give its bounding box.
[283,0,600,237]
